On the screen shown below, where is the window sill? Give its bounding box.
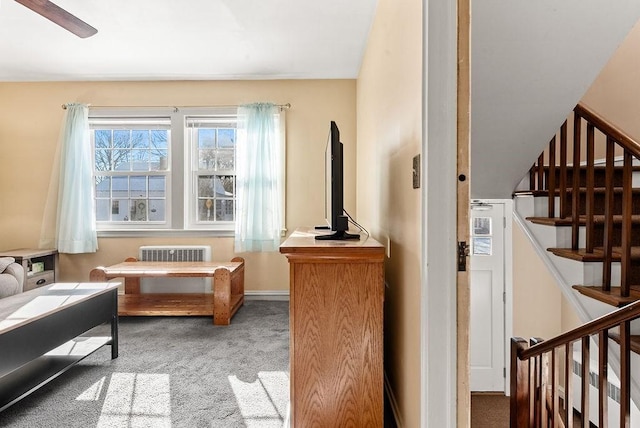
[97,229,235,238]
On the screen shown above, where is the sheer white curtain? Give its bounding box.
[41,103,98,253]
[234,103,284,252]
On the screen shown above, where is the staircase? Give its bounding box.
[522,103,640,313]
[511,103,640,426]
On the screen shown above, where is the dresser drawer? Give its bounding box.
[25,271,55,291]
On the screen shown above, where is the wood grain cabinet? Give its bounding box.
[280,228,385,427]
[0,249,58,292]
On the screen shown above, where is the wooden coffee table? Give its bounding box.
[0,282,119,412]
[89,257,245,325]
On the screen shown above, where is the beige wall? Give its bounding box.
[356,0,422,425]
[582,19,640,142]
[0,80,356,292]
[512,221,564,340]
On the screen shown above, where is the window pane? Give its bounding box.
[95,150,112,171]
[112,149,131,171]
[218,175,235,197]
[130,151,149,171]
[96,199,110,221]
[148,199,165,221]
[151,130,169,149]
[216,150,234,171]
[130,176,147,197]
[113,199,130,221]
[112,176,129,198]
[95,176,110,197]
[149,176,165,198]
[150,151,168,171]
[113,130,131,148]
[130,199,148,221]
[473,217,491,235]
[198,176,215,198]
[132,130,149,147]
[198,129,215,149]
[217,128,235,148]
[199,149,216,170]
[473,237,492,255]
[216,199,234,221]
[95,130,112,148]
[198,198,216,222]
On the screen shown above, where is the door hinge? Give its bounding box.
[503,292,506,303]
[504,367,506,378]
[457,241,469,272]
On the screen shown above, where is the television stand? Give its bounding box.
[315,230,360,240]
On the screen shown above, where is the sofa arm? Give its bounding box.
[4,263,24,292]
[0,257,25,297]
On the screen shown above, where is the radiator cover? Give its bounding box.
[138,245,212,294]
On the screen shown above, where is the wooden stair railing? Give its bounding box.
[528,102,640,302]
[511,299,640,427]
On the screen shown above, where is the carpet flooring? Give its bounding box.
[0,300,290,428]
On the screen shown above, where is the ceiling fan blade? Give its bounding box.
[14,0,97,38]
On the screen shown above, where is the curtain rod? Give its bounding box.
[62,103,291,111]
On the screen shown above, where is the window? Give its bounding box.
[472,217,492,255]
[89,107,284,235]
[91,117,171,228]
[185,115,238,230]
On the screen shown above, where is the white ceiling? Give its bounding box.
[0,0,378,81]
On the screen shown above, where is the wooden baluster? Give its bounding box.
[620,321,631,428]
[598,330,608,428]
[551,347,560,428]
[541,350,549,427]
[531,337,545,427]
[560,121,569,218]
[530,164,536,191]
[565,341,574,428]
[572,113,582,250]
[549,137,557,218]
[602,138,615,291]
[531,348,539,426]
[585,124,595,253]
[621,151,632,297]
[511,337,531,428]
[581,337,590,428]
[538,153,545,191]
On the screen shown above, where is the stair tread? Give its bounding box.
[548,246,640,261]
[528,215,640,226]
[572,285,640,307]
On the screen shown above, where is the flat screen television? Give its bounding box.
[315,121,360,240]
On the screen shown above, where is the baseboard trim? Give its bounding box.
[244,290,290,301]
[384,371,403,427]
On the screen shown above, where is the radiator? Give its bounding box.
[139,245,212,294]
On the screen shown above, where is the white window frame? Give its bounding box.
[183,108,238,232]
[90,109,174,231]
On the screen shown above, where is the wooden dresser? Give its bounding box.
[280,228,385,427]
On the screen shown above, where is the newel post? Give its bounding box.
[510,337,530,427]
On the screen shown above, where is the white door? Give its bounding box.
[470,202,505,391]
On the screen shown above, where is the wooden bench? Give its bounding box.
[89,257,245,325]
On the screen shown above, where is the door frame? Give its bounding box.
[470,199,514,394]
[421,0,470,426]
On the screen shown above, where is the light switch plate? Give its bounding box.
[413,154,421,189]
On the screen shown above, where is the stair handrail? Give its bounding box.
[511,299,640,427]
[574,102,640,159]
